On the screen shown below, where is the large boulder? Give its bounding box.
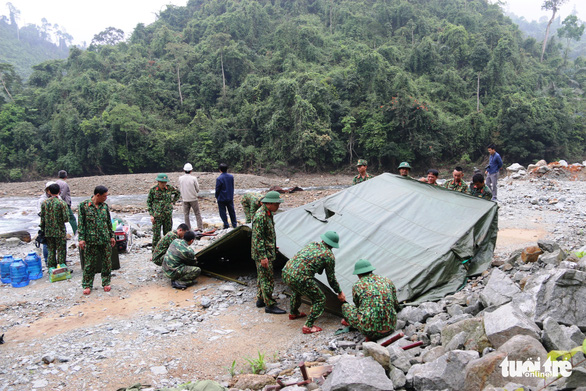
[398,306,427,324]
[525,269,586,330]
[464,335,546,389]
[542,316,586,351]
[441,317,491,353]
[321,356,394,391]
[479,269,521,308]
[506,163,525,174]
[362,342,390,370]
[406,350,478,391]
[484,304,541,348]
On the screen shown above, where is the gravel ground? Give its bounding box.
[1,170,586,390]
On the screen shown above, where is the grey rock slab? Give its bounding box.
[31,379,49,388]
[150,366,167,375]
[479,268,521,308]
[537,240,561,253]
[421,346,446,363]
[362,342,390,370]
[528,269,586,330]
[542,316,585,351]
[389,366,406,389]
[539,249,565,265]
[484,303,541,348]
[321,356,394,391]
[397,306,426,324]
[387,344,413,373]
[559,366,586,389]
[406,350,479,391]
[440,317,490,353]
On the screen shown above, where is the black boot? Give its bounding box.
[172,280,187,289]
[256,299,266,308]
[265,305,286,314]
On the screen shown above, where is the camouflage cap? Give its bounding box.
[397,162,412,170]
[356,159,368,166]
[156,173,169,182]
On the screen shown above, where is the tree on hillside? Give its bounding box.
[540,0,568,62]
[471,42,490,112]
[89,27,125,50]
[557,14,585,65]
[6,2,20,39]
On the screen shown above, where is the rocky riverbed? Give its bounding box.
[1,167,586,391]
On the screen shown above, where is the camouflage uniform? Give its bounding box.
[40,196,69,268]
[342,274,399,340]
[162,238,201,285]
[152,230,179,266]
[443,179,468,193]
[78,199,114,288]
[352,173,373,186]
[147,184,180,250]
[241,193,263,223]
[282,241,342,328]
[251,204,277,307]
[469,184,493,201]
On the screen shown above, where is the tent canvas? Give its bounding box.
[274,173,498,305]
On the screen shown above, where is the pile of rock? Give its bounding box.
[506,159,585,180]
[254,239,586,391]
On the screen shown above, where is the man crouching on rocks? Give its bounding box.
[341,259,399,341]
[162,230,200,289]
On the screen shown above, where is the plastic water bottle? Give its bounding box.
[1,255,13,283]
[26,252,43,280]
[10,258,29,288]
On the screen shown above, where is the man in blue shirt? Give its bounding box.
[215,163,237,229]
[485,144,503,201]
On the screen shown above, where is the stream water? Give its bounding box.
[0,185,346,235]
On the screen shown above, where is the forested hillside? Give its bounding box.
[0,14,71,80]
[0,0,585,181]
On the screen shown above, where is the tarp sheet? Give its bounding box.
[274,173,498,305]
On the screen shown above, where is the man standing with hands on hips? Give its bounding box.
[78,186,116,295]
[485,144,503,201]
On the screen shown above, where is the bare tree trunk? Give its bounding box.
[476,72,480,112]
[221,50,226,97]
[329,0,333,34]
[176,65,183,105]
[0,76,14,102]
[541,8,557,62]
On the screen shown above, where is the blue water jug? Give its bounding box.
[26,252,43,280]
[1,255,13,284]
[10,258,29,288]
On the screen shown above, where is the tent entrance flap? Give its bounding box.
[304,202,339,222]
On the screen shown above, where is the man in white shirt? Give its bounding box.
[178,163,203,231]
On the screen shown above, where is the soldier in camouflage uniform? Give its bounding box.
[251,191,286,314]
[151,223,189,266]
[443,166,468,193]
[40,183,69,269]
[352,159,373,186]
[282,231,346,334]
[162,231,200,289]
[342,259,399,340]
[147,173,181,251]
[469,173,493,201]
[398,162,413,178]
[78,185,116,295]
[419,169,439,185]
[241,192,263,223]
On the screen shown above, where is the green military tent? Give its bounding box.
[273,173,498,305]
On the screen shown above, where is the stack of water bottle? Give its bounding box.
[0,252,44,288]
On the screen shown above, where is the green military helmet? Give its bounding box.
[261,190,284,203]
[397,162,412,170]
[156,173,169,182]
[353,258,376,275]
[356,159,368,166]
[320,230,340,248]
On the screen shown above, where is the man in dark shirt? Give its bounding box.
[215,163,237,229]
[485,144,503,201]
[56,170,77,236]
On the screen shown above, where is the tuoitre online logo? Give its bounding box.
[500,357,572,378]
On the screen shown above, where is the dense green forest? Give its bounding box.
[0,0,585,181]
[0,7,71,80]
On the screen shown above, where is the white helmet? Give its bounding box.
[183,163,193,171]
[45,181,57,190]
